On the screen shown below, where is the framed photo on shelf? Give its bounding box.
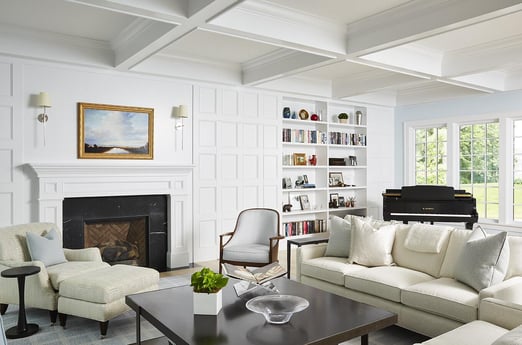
[348,155,357,166]
[303,174,309,183]
[329,193,339,208]
[299,195,310,210]
[338,196,345,207]
[329,172,344,187]
[293,153,307,166]
[283,177,292,189]
[78,102,154,159]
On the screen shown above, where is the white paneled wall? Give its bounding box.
[193,86,280,262]
[0,59,21,226]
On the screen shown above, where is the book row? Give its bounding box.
[329,132,367,146]
[283,219,327,236]
[282,128,328,144]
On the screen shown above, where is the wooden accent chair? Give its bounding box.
[219,208,284,273]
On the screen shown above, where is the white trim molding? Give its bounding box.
[28,162,194,268]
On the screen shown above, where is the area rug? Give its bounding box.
[2,274,429,345]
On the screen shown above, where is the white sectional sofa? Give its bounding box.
[296,215,522,338]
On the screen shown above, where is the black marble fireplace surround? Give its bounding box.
[62,195,167,271]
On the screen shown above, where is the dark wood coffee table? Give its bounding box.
[126,278,397,345]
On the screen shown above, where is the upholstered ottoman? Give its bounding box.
[57,264,159,336]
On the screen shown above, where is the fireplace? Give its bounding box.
[62,195,167,271]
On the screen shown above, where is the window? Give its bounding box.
[514,120,522,221]
[459,122,499,221]
[415,127,447,185]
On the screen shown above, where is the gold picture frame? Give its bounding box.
[78,102,154,159]
[293,153,307,166]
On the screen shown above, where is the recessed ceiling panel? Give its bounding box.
[0,0,136,41]
[297,61,374,80]
[161,29,279,64]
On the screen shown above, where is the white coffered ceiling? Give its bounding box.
[1,0,522,106]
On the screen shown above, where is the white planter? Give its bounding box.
[339,118,348,123]
[193,290,222,315]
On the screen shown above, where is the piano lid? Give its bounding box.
[383,185,473,200]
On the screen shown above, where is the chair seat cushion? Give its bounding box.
[47,261,110,290]
[222,244,270,263]
[402,277,479,323]
[345,266,434,302]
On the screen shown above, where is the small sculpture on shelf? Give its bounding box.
[338,112,349,124]
[309,154,317,166]
[348,196,356,207]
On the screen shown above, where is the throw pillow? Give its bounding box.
[348,216,397,266]
[324,216,351,257]
[26,228,67,266]
[492,325,522,345]
[454,226,510,292]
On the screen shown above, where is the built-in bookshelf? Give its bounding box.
[280,97,368,236]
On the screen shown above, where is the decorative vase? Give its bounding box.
[193,290,222,315]
[356,111,363,125]
[309,154,317,166]
[283,107,291,119]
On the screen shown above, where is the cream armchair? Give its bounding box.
[219,208,284,273]
[0,222,109,323]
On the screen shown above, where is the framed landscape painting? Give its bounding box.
[78,102,154,159]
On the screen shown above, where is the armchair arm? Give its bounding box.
[219,231,235,248]
[63,248,102,262]
[295,243,328,282]
[269,235,285,247]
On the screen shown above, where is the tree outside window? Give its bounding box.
[415,127,447,185]
[459,122,499,221]
[513,121,522,221]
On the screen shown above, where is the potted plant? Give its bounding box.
[191,267,229,315]
[338,112,349,123]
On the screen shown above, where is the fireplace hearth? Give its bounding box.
[62,195,167,271]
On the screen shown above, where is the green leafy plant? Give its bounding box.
[191,267,229,293]
[338,112,348,119]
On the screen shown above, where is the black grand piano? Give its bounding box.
[382,185,478,229]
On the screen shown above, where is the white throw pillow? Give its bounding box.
[26,228,67,267]
[454,227,509,292]
[348,216,397,266]
[325,216,351,257]
[404,223,453,253]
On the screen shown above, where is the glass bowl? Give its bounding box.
[246,295,309,324]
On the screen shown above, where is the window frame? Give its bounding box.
[404,113,517,231]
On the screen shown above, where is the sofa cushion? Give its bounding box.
[46,261,110,290]
[506,236,522,279]
[324,216,351,257]
[454,227,509,291]
[345,266,434,302]
[301,257,365,286]
[416,320,507,345]
[348,217,397,266]
[492,325,522,345]
[402,277,479,323]
[404,223,453,253]
[439,229,473,278]
[26,228,67,267]
[393,224,450,277]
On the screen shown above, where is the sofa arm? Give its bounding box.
[63,248,102,262]
[295,243,327,282]
[0,260,57,310]
[480,297,522,330]
[479,276,522,301]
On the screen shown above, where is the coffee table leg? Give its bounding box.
[135,308,141,345]
[361,334,368,345]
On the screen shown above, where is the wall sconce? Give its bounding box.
[37,92,51,123]
[173,105,189,149]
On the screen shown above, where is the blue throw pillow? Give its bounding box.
[26,228,67,266]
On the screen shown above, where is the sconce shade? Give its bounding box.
[177,105,189,118]
[37,92,52,107]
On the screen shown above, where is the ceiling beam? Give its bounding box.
[346,0,522,56]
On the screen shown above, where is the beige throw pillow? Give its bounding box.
[348,217,397,266]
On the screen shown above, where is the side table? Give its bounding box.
[1,266,40,339]
[286,232,329,278]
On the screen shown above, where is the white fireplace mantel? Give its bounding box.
[28,162,194,268]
